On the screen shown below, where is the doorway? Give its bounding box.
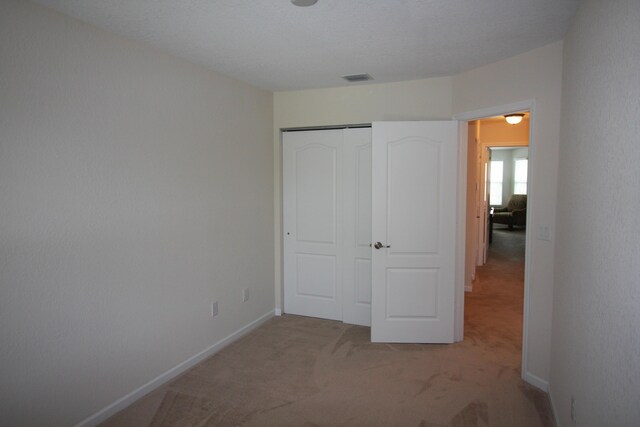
[466,114,530,373]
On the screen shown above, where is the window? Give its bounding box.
[514,159,528,195]
[489,160,503,206]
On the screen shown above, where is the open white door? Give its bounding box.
[371,121,458,343]
[480,147,491,264]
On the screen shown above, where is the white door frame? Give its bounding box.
[453,99,536,384]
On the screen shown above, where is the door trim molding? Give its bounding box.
[455,122,468,341]
[453,99,536,387]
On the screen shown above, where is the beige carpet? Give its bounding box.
[102,228,553,427]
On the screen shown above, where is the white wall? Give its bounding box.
[273,77,454,310]
[551,1,640,425]
[0,1,274,425]
[453,42,563,388]
[512,147,528,160]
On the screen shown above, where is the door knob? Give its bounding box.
[373,242,390,250]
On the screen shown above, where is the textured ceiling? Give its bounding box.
[33,0,580,91]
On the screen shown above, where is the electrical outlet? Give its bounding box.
[570,396,576,424]
[210,301,218,317]
[242,288,249,302]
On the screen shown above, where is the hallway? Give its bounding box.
[465,227,526,375]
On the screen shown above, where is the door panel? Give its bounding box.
[295,254,336,299]
[388,138,440,254]
[283,130,343,320]
[343,128,372,326]
[294,145,337,243]
[479,147,491,265]
[386,268,438,318]
[371,121,457,343]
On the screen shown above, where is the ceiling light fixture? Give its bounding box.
[504,113,525,125]
[291,0,318,6]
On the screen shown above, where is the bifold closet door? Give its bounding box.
[283,128,372,324]
[342,128,372,326]
[283,129,344,321]
[283,122,457,340]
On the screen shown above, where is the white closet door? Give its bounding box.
[283,130,343,320]
[342,128,372,326]
[371,121,458,343]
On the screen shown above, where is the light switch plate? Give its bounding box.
[537,225,551,241]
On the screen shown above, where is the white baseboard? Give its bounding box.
[275,308,282,316]
[524,371,549,392]
[547,384,561,427]
[75,309,276,427]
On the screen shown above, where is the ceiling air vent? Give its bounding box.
[342,73,373,83]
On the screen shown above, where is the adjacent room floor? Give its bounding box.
[102,227,553,427]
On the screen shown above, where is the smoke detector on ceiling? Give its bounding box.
[291,0,318,6]
[342,73,373,83]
